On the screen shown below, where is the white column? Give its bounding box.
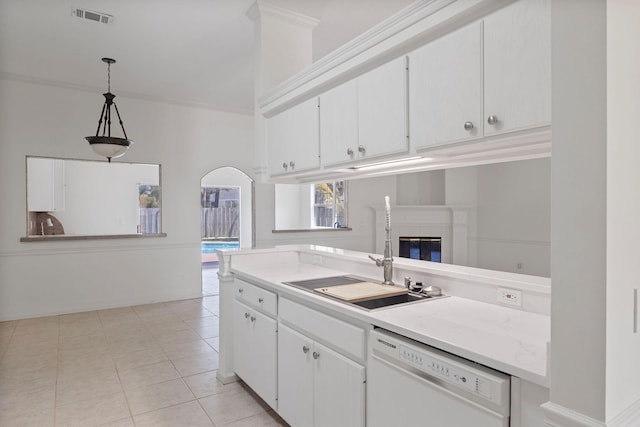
[246,1,319,181]
[544,1,607,425]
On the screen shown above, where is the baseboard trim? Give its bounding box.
[216,372,239,385]
[608,398,640,427]
[541,402,605,427]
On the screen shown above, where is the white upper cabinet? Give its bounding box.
[483,0,551,135]
[319,80,359,167]
[27,157,65,212]
[320,56,408,167]
[357,56,408,161]
[267,97,320,176]
[410,0,550,150]
[410,22,483,148]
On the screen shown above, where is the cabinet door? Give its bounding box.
[313,341,365,427]
[27,157,65,212]
[278,323,314,427]
[267,98,320,175]
[233,300,277,409]
[320,79,359,167]
[357,56,408,160]
[483,0,551,135]
[410,22,482,149]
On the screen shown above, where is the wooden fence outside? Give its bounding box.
[201,207,239,238]
[139,208,160,234]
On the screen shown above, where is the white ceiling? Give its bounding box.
[0,0,414,115]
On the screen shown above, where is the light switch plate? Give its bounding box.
[498,288,522,307]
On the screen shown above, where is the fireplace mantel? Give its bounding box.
[372,205,470,265]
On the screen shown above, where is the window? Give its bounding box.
[138,184,160,234]
[312,181,347,228]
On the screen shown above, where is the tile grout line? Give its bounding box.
[97,308,136,425]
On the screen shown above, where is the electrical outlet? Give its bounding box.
[498,288,522,307]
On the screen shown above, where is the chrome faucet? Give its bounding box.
[369,196,394,285]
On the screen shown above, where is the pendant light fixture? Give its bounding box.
[85,57,133,162]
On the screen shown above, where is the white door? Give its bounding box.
[483,0,551,135]
[278,324,314,427]
[410,22,483,149]
[320,79,359,167]
[357,56,408,160]
[313,341,365,427]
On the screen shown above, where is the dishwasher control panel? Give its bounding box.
[399,344,492,398]
[372,328,510,408]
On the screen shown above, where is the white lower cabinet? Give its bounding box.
[278,323,365,427]
[233,299,277,409]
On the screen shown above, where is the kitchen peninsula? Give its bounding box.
[217,245,550,426]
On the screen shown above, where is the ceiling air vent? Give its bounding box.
[71,7,113,25]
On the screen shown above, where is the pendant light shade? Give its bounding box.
[85,58,133,162]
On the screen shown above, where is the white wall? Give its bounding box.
[50,160,159,235]
[274,184,311,230]
[0,78,253,320]
[474,159,550,277]
[201,167,254,249]
[396,170,445,205]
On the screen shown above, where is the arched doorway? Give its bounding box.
[200,167,254,295]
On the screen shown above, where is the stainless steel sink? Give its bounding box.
[283,275,444,311]
[351,292,430,310]
[283,275,365,291]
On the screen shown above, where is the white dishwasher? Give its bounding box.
[368,329,510,427]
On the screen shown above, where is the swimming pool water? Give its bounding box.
[201,241,240,254]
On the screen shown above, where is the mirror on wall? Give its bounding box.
[26,156,161,237]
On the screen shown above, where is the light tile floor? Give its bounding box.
[0,264,288,427]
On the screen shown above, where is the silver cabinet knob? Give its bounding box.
[302,345,310,354]
[346,148,354,156]
[250,315,256,323]
[487,115,499,125]
[282,162,288,170]
[464,121,474,130]
[312,351,320,360]
[258,297,264,303]
[358,145,365,154]
[244,312,250,319]
[289,161,295,169]
[238,288,243,294]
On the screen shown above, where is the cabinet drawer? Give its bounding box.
[279,297,365,360]
[234,280,277,316]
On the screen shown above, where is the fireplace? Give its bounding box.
[373,205,469,265]
[399,237,442,262]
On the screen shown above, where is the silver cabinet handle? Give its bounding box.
[282,162,288,170]
[487,115,499,125]
[238,288,243,294]
[464,121,474,130]
[250,315,256,323]
[346,147,354,156]
[244,312,250,319]
[289,161,295,168]
[358,145,365,154]
[302,345,310,354]
[312,351,320,360]
[258,297,264,303]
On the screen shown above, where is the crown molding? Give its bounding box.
[0,71,254,116]
[258,0,513,117]
[246,1,320,28]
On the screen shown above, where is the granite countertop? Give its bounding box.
[227,249,550,387]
